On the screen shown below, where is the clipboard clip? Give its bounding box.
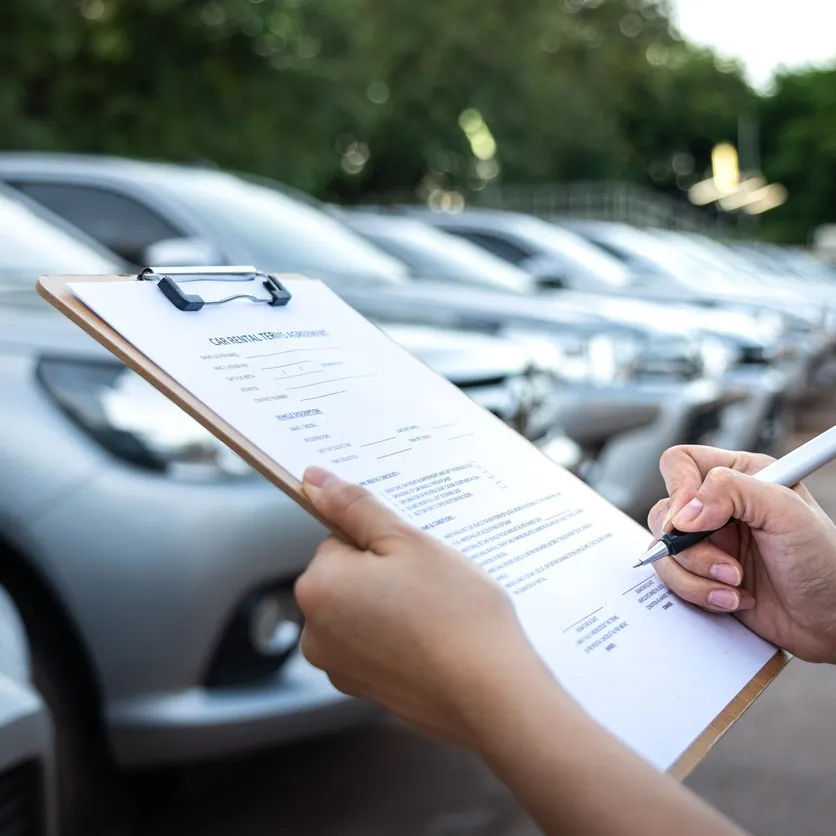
[138,266,292,312]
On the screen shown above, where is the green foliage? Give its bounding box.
[758,67,836,243]
[0,0,832,240]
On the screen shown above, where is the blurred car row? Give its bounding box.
[0,152,834,834]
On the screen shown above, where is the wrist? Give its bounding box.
[452,639,578,756]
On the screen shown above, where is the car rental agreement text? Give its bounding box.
[72,276,775,770]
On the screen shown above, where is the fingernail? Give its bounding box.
[303,466,336,490]
[736,594,757,611]
[674,498,703,525]
[707,589,739,611]
[710,564,741,586]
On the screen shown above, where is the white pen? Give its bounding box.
[634,423,836,568]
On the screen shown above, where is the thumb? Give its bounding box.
[302,466,413,552]
[672,466,804,535]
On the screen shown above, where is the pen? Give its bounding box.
[633,423,836,568]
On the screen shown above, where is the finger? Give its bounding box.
[659,446,775,517]
[654,557,755,613]
[295,538,362,619]
[302,466,415,552]
[299,626,326,669]
[327,673,366,699]
[669,540,743,587]
[647,498,672,538]
[671,466,811,536]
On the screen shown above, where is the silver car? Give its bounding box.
[0,183,569,829]
[0,154,754,520]
[339,211,794,513]
[0,586,56,835]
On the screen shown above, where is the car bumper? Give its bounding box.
[108,652,381,766]
[560,378,730,521]
[0,588,56,836]
[711,365,791,454]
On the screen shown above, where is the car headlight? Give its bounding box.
[499,332,564,376]
[698,336,739,377]
[37,358,254,480]
[506,329,643,385]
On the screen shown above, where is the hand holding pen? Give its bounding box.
[642,436,836,663]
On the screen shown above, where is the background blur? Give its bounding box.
[3,0,834,243]
[3,2,836,836]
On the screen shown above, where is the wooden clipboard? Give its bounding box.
[37,272,790,781]
[37,272,333,532]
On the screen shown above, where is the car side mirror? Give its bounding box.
[522,255,570,290]
[535,275,568,290]
[141,237,221,268]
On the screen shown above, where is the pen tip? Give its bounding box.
[632,561,643,569]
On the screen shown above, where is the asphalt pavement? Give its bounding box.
[136,400,836,836]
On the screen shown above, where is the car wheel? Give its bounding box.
[3,581,134,836]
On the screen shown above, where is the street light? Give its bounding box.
[687,142,786,216]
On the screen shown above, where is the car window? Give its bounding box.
[450,231,532,265]
[512,217,633,286]
[11,182,184,264]
[357,222,533,294]
[158,172,410,288]
[0,191,120,289]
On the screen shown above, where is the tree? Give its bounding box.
[759,67,836,243]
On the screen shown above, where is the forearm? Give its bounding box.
[465,660,746,836]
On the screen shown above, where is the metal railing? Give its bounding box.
[365,180,721,232]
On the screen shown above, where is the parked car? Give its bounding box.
[391,205,641,293]
[0,586,56,836]
[0,153,754,520]
[560,219,835,396]
[0,182,575,835]
[340,210,793,462]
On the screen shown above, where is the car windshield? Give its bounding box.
[356,219,535,294]
[511,216,634,286]
[574,225,730,292]
[159,171,410,288]
[0,191,120,288]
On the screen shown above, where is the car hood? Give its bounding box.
[371,322,531,384]
[551,290,768,348]
[337,279,771,353]
[0,289,531,385]
[338,280,656,340]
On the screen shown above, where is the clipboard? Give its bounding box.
[37,270,333,534]
[37,269,789,781]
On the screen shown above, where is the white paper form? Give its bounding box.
[71,277,775,770]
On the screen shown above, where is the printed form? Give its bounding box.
[71,277,776,770]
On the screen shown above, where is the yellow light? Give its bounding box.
[717,176,766,211]
[459,108,497,161]
[470,131,496,160]
[427,189,465,214]
[688,178,720,206]
[744,184,788,215]
[458,109,484,135]
[711,143,739,195]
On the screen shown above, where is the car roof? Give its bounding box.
[0,177,127,268]
[339,210,431,234]
[398,206,535,228]
[0,151,217,179]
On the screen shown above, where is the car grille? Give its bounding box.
[633,355,702,380]
[0,762,44,836]
[456,376,509,390]
[682,407,723,445]
[739,345,769,365]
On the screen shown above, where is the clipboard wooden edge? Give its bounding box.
[669,649,789,780]
[36,273,343,539]
[37,273,790,781]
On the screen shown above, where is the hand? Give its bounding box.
[295,466,546,748]
[649,445,836,662]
